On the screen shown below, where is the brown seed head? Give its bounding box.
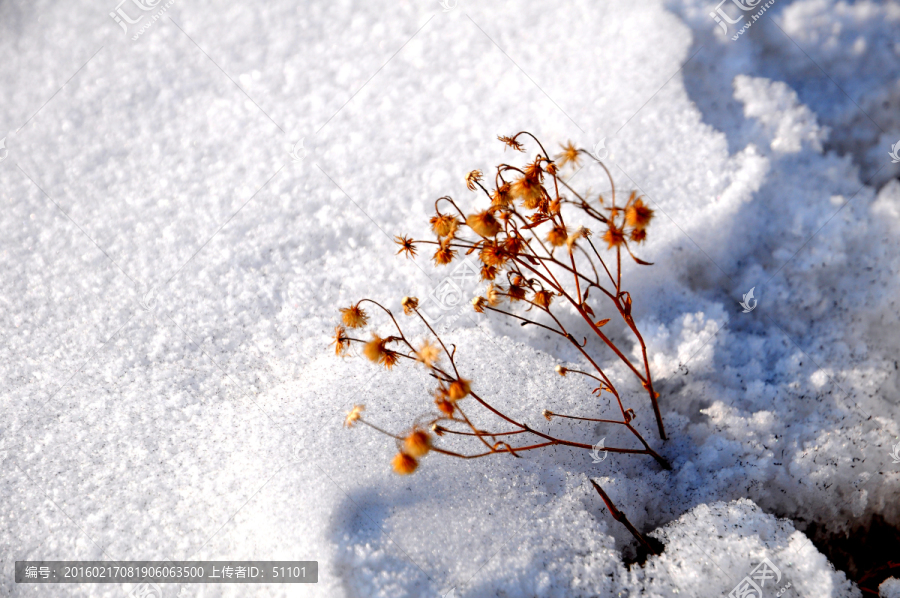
[433,244,457,266]
[403,430,432,458]
[394,235,417,258]
[507,283,526,302]
[498,135,525,152]
[340,305,369,328]
[556,141,581,169]
[363,335,386,363]
[430,214,459,238]
[392,452,418,475]
[401,296,419,315]
[448,378,471,401]
[547,225,568,247]
[504,234,525,255]
[472,296,487,313]
[416,340,441,368]
[566,227,588,253]
[479,241,507,266]
[523,160,543,182]
[486,283,503,306]
[533,290,553,309]
[435,398,455,416]
[555,365,568,376]
[480,264,498,281]
[332,326,351,356]
[344,404,365,428]
[511,176,543,210]
[542,409,553,421]
[625,198,654,230]
[491,182,512,207]
[381,351,399,370]
[630,228,647,244]
[466,170,483,191]
[602,223,626,249]
[466,210,502,237]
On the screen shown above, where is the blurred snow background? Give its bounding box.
[0,0,899,596]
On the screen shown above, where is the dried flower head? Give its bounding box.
[430,214,459,238]
[403,430,432,458]
[566,227,588,253]
[332,326,351,356]
[344,404,365,428]
[486,283,503,306]
[416,340,441,367]
[542,409,553,421]
[556,141,581,169]
[448,378,471,401]
[479,241,507,267]
[382,350,399,370]
[603,223,626,249]
[630,228,647,244]
[480,264,498,281]
[491,182,512,207]
[472,296,487,313]
[434,244,457,266]
[555,365,568,376]
[523,160,543,183]
[498,134,524,152]
[340,304,369,328]
[533,289,553,309]
[547,225,568,247]
[625,198,654,230]
[507,282,526,302]
[504,234,525,255]
[511,176,543,210]
[435,397,455,416]
[392,452,418,475]
[363,334,386,363]
[401,296,419,315]
[466,210,502,238]
[466,169,483,191]
[395,235,417,258]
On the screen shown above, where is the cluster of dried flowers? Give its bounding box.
[332,132,667,551]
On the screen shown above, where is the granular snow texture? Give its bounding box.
[1,0,898,597]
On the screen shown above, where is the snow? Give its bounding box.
[882,578,900,598]
[1,0,898,596]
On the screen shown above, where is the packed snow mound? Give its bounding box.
[1,0,899,596]
[882,578,900,598]
[643,498,859,598]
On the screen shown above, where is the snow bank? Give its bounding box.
[0,0,898,596]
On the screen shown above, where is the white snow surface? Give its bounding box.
[1,0,899,596]
[882,578,900,598]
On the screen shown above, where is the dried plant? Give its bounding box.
[334,132,669,551]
